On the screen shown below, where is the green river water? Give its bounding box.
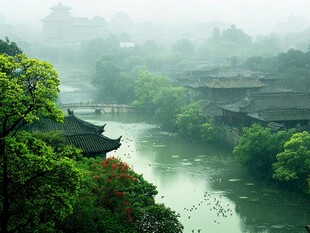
[75,112,310,233]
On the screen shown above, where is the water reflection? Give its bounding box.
[77,113,310,233]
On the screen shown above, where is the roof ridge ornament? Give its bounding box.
[67,109,74,116]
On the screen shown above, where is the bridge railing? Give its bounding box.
[62,102,134,108]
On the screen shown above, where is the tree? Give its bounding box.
[0,37,22,56]
[222,25,252,46]
[92,55,121,103]
[175,102,206,140]
[2,131,81,232]
[58,157,183,232]
[273,131,310,193]
[233,124,295,178]
[171,39,196,57]
[91,54,136,103]
[0,53,64,232]
[275,49,310,91]
[153,86,186,130]
[133,69,170,112]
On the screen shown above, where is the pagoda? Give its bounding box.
[41,2,106,43]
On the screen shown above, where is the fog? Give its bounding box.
[1,0,310,35]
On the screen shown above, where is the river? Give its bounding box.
[75,112,310,233]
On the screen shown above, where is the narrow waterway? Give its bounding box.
[76,112,310,233]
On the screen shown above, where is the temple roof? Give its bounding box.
[248,109,310,122]
[66,134,121,155]
[30,112,121,155]
[33,113,106,135]
[183,68,264,80]
[217,92,310,113]
[50,2,71,11]
[204,78,266,89]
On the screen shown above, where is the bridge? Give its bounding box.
[61,102,136,114]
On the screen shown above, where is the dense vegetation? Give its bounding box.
[245,48,310,91]
[0,40,183,232]
[233,124,310,194]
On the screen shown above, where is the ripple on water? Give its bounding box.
[194,158,202,162]
[172,155,180,158]
[271,225,285,229]
[228,178,241,182]
[181,162,193,166]
[152,144,166,148]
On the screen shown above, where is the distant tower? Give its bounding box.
[41,2,106,44]
[41,2,72,41]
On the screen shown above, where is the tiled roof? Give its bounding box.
[248,109,310,122]
[66,134,121,155]
[208,68,259,78]
[184,68,263,79]
[204,78,266,89]
[32,114,105,135]
[217,92,310,113]
[29,114,121,155]
[204,102,223,117]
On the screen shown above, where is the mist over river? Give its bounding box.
[75,112,310,233]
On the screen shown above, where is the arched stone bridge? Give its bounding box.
[62,102,136,114]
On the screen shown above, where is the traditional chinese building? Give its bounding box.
[30,110,121,157]
[178,68,268,102]
[41,2,106,43]
[217,92,310,129]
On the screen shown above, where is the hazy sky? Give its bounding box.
[1,0,309,33]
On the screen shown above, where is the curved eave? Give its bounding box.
[66,133,122,155]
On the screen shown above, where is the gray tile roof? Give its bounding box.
[248,109,310,122]
[217,92,310,113]
[66,134,121,155]
[204,78,266,89]
[30,114,121,156]
[32,114,105,135]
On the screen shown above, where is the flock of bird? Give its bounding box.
[181,191,234,232]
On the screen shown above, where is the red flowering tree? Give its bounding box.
[90,157,158,222]
[57,157,183,233]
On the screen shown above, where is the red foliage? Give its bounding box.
[90,157,135,222]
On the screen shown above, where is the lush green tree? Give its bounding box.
[153,86,186,130]
[1,131,81,232]
[273,131,310,193]
[175,102,206,140]
[58,157,183,232]
[0,37,22,56]
[201,119,218,143]
[133,69,170,112]
[0,53,64,232]
[31,131,83,160]
[233,124,295,178]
